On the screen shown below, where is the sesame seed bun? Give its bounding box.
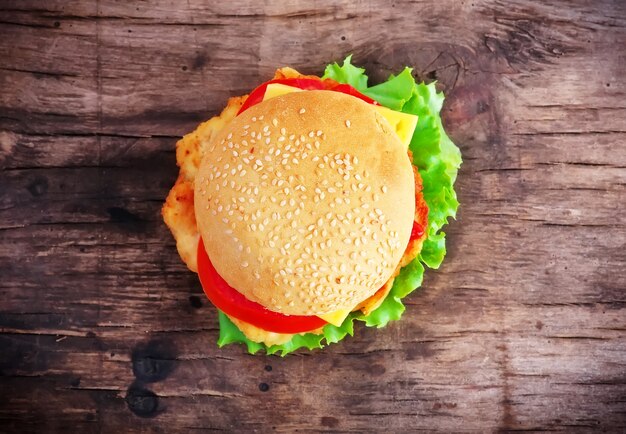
[194,90,415,315]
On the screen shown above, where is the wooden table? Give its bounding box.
[1,1,625,432]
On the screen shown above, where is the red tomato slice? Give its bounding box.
[237,78,325,114]
[410,220,425,241]
[237,76,378,115]
[197,238,328,334]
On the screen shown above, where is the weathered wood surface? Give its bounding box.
[0,0,625,432]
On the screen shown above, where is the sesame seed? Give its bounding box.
[299,108,306,114]
[345,120,351,128]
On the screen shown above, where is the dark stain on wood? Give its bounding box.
[321,416,339,428]
[188,295,203,309]
[497,341,516,430]
[368,363,387,376]
[131,339,178,383]
[433,401,458,410]
[192,52,210,70]
[405,340,437,360]
[107,206,143,223]
[125,383,160,418]
[26,176,48,197]
[106,206,150,234]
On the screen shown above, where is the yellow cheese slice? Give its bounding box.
[262,83,418,148]
[263,83,304,100]
[373,105,418,148]
[318,308,352,327]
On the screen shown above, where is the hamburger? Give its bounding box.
[163,56,461,355]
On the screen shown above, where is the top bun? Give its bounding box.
[194,90,415,315]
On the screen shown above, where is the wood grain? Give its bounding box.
[1,0,625,432]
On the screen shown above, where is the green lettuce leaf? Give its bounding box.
[217,56,462,355]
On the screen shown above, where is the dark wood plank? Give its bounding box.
[1,0,625,432]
